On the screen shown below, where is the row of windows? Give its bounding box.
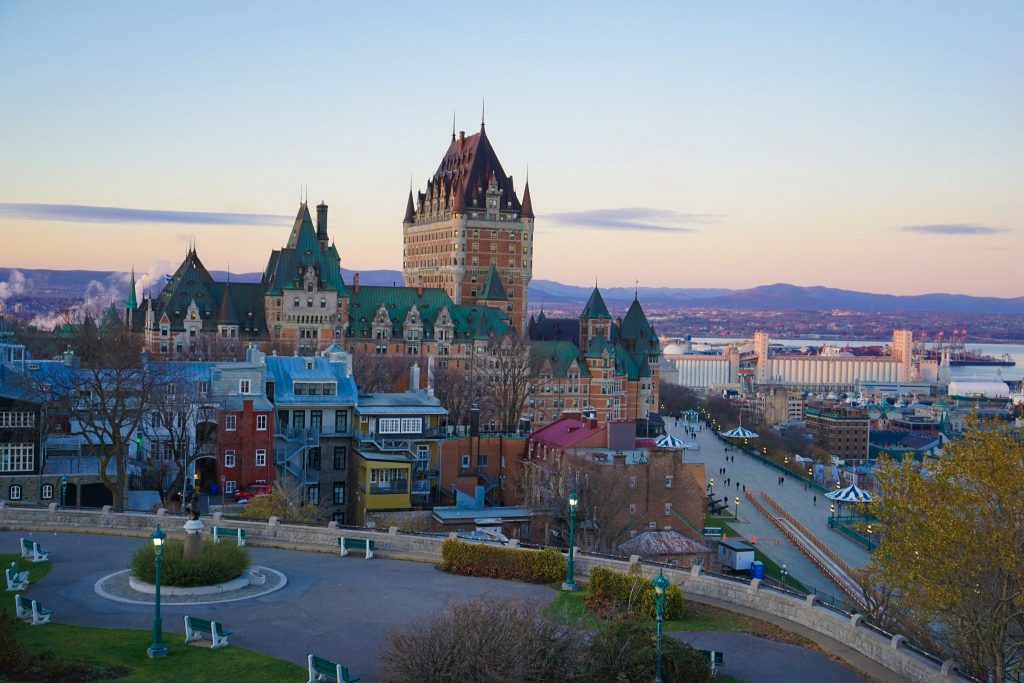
[1,444,34,472]
[293,381,337,396]
[282,410,349,433]
[223,450,267,468]
[7,484,55,501]
[377,418,423,434]
[307,482,346,505]
[223,414,268,431]
[0,412,35,428]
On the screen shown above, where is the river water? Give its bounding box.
[689,337,1024,384]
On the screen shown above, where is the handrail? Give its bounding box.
[759,491,860,579]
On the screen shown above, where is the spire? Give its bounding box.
[452,109,456,142]
[479,263,508,301]
[480,98,485,133]
[125,268,138,312]
[404,189,416,223]
[521,181,534,219]
[581,287,611,320]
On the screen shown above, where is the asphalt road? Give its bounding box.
[3,530,869,682]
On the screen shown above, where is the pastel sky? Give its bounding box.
[1,1,1022,296]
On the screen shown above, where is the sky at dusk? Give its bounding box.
[1,1,1021,297]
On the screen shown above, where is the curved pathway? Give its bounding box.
[4,530,869,682]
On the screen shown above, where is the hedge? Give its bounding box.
[440,538,564,584]
[130,539,249,587]
[588,566,684,620]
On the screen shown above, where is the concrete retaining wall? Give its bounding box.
[0,502,964,682]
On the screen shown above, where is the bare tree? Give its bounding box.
[432,363,474,428]
[475,333,536,433]
[23,323,165,510]
[573,461,644,554]
[350,351,409,393]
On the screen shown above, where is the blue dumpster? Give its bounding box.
[749,561,764,580]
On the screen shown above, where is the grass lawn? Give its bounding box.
[1,552,52,584]
[10,620,305,682]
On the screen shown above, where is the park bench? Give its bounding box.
[307,654,360,682]
[211,526,246,546]
[337,537,374,559]
[699,649,725,674]
[20,537,50,562]
[14,594,53,625]
[6,562,29,591]
[184,615,233,648]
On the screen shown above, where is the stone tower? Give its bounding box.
[403,120,533,332]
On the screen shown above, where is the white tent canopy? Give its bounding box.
[656,434,699,450]
[722,425,758,439]
[826,483,873,503]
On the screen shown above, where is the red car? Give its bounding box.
[233,482,271,502]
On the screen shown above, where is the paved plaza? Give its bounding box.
[666,417,871,603]
[3,530,872,682]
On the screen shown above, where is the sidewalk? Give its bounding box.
[670,417,869,602]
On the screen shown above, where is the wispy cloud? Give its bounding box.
[899,223,1008,236]
[543,208,720,233]
[0,203,288,226]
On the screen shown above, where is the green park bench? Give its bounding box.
[14,594,53,625]
[184,615,233,648]
[699,649,725,674]
[307,654,360,682]
[6,562,29,592]
[211,526,247,546]
[20,537,50,562]
[338,537,374,559]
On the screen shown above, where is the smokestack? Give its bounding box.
[316,202,328,247]
[410,363,421,392]
[353,272,360,293]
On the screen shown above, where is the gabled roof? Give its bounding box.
[585,332,613,359]
[262,203,345,296]
[581,287,611,320]
[479,263,507,301]
[528,316,580,345]
[415,126,522,218]
[346,285,509,341]
[263,355,358,405]
[217,283,240,325]
[530,340,590,379]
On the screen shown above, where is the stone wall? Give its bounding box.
[0,502,966,682]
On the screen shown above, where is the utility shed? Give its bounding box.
[717,539,755,571]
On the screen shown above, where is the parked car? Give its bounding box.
[233,482,271,502]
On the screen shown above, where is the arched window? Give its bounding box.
[41,484,54,500]
[320,298,326,308]
[293,297,300,307]
[307,298,313,308]
[9,485,22,501]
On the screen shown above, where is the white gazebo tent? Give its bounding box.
[722,425,758,439]
[826,484,873,503]
[655,434,699,450]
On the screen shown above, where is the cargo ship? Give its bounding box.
[923,349,1016,367]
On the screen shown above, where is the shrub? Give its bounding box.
[588,566,684,620]
[130,539,249,587]
[241,485,322,525]
[380,598,587,683]
[584,618,712,683]
[440,539,564,584]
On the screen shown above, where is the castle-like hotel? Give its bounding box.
[128,121,660,425]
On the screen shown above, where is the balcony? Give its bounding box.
[369,480,409,495]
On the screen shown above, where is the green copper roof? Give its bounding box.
[581,287,611,320]
[619,297,659,357]
[530,340,590,378]
[263,203,345,295]
[125,269,138,311]
[585,332,613,359]
[479,263,508,301]
[346,285,509,341]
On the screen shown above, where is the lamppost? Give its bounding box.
[709,478,715,496]
[562,490,578,591]
[652,569,669,683]
[867,523,873,550]
[781,563,788,589]
[147,525,168,658]
[59,474,67,507]
[734,496,740,521]
[830,503,835,518]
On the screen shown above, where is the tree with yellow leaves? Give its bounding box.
[871,418,1024,683]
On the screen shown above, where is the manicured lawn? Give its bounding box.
[11,620,305,682]
[1,552,52,584]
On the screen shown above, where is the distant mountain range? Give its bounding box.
[2,267,1023,315]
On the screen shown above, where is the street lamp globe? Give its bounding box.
[562,490,579,591]
[651,569,669,683]
[147,524,168,658]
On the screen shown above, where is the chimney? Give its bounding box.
[417,285,423,296]
[353,272,360,293]
[469,404,480,437]
[410,363,421,391]
[459,130,465,144]
[316,202,329,249]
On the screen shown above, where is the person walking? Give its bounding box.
[813,495,817,506]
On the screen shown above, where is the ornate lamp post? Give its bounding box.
[781,563,788,589]
[867,523,874,550]
[830,503,835,518]
[59,474,67,507]
[734,496,740,521]
[652,569,669,683]
[709,478,715,496]
[147,525,168,658]
[562,490,578,591]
